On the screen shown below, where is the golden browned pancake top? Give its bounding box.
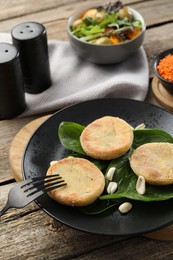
[80,116,134,160]
[130,142,173,185]
[47,157,105,207]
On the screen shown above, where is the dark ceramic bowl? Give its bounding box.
[67,5,146,64]
[153,49,173,94]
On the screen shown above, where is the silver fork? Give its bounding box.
[0,174,66,217]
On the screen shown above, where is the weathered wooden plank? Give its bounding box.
[0,0,87,20]
[0,0,171,33]
[1,183,173,260]
[0,0,145,21]
[70,236,173,260]
[132,0,173,27]
[0,183,125,260]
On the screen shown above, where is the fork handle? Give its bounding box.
[0,204,10,217]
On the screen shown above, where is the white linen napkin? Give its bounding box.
[0,33,149,117]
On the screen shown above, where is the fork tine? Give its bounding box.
[21,174,61,189]
[23,174,66,197]
[27,178,66,197]
[44,182,67,193]
[26,182,67,200]
[32,175,62,188]
[21,175,62,193]
[31,174,61,181]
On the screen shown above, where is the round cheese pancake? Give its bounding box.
[80,116,134,160]
[47,157,105,207]
[130,142,173,185]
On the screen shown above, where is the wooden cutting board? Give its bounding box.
[8,115,173,241]
[9,115,50,182]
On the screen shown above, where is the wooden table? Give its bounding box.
[1,1,173,259]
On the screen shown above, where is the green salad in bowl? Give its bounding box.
[71,1,143,45]
[67,1,145,64]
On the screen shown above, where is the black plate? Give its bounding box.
[23,98,173,236]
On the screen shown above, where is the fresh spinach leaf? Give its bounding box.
[100,171,173,202]
[133,128,173,149]
[58,122,85,155]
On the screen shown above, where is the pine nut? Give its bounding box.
[106,167,116,181]
[107,181,118,194]
[136,175,146,195]
[118,202,132,214]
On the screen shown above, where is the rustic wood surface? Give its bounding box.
[1,0,173,259]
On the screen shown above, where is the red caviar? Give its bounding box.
[157,54,173,82]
